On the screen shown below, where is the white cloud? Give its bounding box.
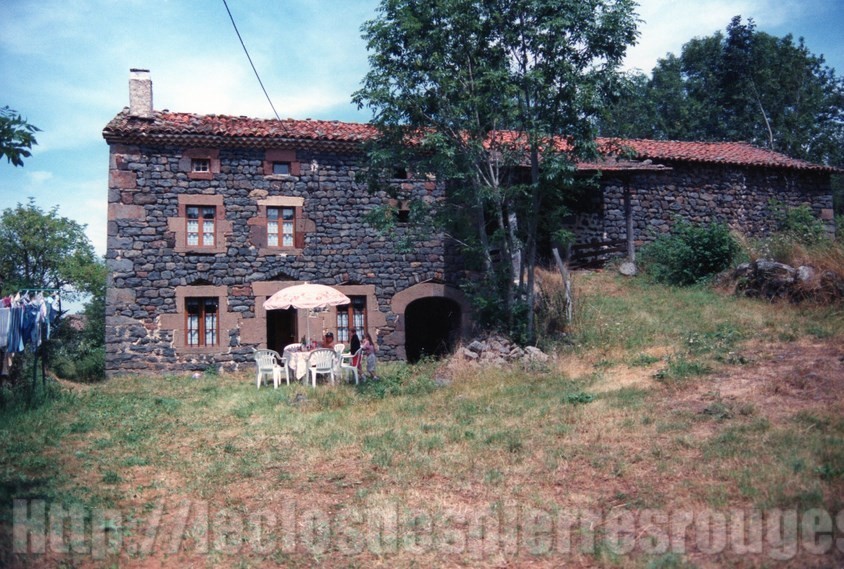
[623,0,801,73]
[27,171,53,184]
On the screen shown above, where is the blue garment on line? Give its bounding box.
[21,303,40,350]
[6,306,24,353]
[0,308,10,350]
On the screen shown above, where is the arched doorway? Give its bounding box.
[404,297,461,363]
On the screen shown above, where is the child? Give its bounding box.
[361,332,378,380]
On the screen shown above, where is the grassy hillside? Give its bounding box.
[1,271,842,568]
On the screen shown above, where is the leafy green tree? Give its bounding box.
[0,106,40,167]
[0,199,101,300]
[600,16,844,167]
[354,0,638,342]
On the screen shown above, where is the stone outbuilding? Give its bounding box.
[102,70,836,376]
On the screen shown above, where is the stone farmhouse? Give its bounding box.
[103,70,836,376]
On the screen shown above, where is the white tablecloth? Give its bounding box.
[284,350,312,381]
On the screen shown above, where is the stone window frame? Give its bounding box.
[336,295,367,344]
[185,296,220,347]
[263,149,301,178]
[160,285,240,355]
[186,204,217,248]
[267,205,296,248]
[179,148,220,181]
[248,196,313,256]
[167,194,232,254]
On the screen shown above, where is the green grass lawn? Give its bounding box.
[2,272,842,568]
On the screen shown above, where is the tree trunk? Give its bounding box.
[525,146,541,345]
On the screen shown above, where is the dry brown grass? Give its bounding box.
[3,272,844,568]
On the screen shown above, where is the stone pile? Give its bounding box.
[453,334,549,367]
[734,259,844,302]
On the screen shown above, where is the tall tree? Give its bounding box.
[354,0,638,342]
[0,199,101,300]
[600,16,844,167]
[0,106,40,167]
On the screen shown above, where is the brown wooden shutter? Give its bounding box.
[294,207,305,249]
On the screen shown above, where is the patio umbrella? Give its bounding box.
[263,283,350,343]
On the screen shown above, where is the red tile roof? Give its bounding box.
[603,138,835,172]
[103,110,838,172]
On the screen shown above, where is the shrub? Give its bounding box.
[770,200,827,245]
[640,221,739,285]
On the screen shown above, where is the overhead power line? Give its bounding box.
[221,0,281,120]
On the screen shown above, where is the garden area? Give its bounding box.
[2,264,842,568]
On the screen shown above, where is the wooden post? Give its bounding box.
[624,183,635,263]
[552,247,573,324]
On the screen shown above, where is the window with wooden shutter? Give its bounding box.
[186,206,216,247]
[336,296,366,343]
[185,297,219,347]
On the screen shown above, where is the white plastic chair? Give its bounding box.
[333,343,345,356]
[254,349,287,388]
[307,348,336,387]
[339,348,362,385]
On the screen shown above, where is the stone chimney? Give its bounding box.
[128,68,153,119]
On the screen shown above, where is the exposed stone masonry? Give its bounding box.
[107,144,454,374]
[601,163,834,244]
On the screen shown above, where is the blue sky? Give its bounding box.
[1,0,842,260]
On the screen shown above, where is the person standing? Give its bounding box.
[349,327,361,355]
[361,332,377,380]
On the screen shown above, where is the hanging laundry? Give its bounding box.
[6,306,24,354]
[0,307,9,350]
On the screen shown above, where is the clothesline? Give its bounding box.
[1,289,62,379]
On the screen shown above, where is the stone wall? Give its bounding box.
[106,143,455,375]
[601,163,834,244]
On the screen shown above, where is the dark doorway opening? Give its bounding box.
[404,297,461,363]
[267,308,296,353]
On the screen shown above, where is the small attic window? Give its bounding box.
[272,162,291,175]
[181,149,219,180]
[191,158,211,173]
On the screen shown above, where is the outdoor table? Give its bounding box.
[284,348,315,382]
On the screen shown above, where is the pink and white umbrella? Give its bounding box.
[263,283,350,343]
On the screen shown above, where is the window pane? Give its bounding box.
[268,220,278,246]
[204,298,218,313]
[187,220,199,246]
[281,207,295,220]
[187,314,199,346]
[267,207,279,220]
[273,162,290,175]
[187,207,199,219]
[282,221,294,247]
[337,312,349,342]
[192,159,210,172]
[202,219,215,246]
[202,207,215,219]
[205,314,217,345]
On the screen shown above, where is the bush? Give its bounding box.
[770,201,827,245]
[640,221,739,285]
